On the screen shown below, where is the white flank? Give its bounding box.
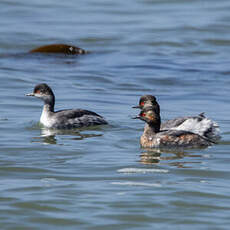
[173,117,220,138]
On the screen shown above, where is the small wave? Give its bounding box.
[40,178,58,187]
[111,181,162,187]
[117,168,169,174]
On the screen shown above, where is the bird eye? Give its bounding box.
[140,102,145,106]
[141,113,146,117]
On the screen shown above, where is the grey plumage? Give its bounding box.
[52,109,107,129]
[26,83,108,129]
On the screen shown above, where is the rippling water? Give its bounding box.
[0,0,230,229]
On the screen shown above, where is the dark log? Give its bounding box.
[29,44,87,55]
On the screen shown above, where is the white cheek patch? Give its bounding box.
[35,94,52,102]
[34,93,42,98]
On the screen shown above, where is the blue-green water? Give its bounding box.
[0,0,230,229]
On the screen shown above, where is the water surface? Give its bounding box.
[0,0,230,229]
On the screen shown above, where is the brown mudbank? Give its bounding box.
[29,44,87,55]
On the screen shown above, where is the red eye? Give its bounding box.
[35,90,40,94]
[141,113,146,117]
[140,102,145,106]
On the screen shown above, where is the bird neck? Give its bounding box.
[143,117,161,137]
[43,95,55,113]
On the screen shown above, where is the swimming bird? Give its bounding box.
[133,95,160,113]
[133,95,220,142]
[133,107,214,149]
[26,83,108,129]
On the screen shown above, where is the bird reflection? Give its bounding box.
[31,127,103,145]
[140,148,202,168]
[140,149,161,164]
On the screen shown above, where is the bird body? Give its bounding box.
[26,83,107,129]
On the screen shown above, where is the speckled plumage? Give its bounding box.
[135,107,214,149]
[140,127,212,149]
[134,95,220,142]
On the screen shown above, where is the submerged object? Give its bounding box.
[29,44,87,55]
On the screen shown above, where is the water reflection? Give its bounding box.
[140,149,162,164]
[31,128,103,145]
[140,148,202,168]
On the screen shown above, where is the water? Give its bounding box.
[0,0,230,229]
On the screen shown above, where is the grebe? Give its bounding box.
[26,83,108,129]
[133,107,214,149]
[133,95,220,142]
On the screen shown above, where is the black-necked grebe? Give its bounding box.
[133,107,214,149]
[133,95,160,114]
[26,83,108,129]
[133,95,220,142]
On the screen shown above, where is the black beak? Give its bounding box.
[132,115,141,119]
[132,105,141,109]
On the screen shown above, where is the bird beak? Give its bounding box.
[26,93,35,96]
[132,105,141,109]
[132,115,141,119]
